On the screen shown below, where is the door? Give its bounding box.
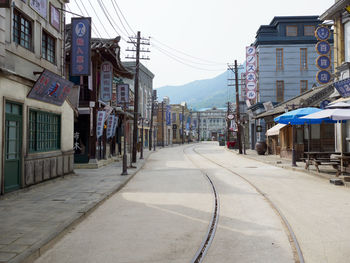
[4,102,22,193]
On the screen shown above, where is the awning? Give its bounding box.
[266,123,286,136]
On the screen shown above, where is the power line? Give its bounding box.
[75,0,102,38]
[86,0,112,38]
[110,0,132,37]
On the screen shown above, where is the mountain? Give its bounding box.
[156,69,244,110]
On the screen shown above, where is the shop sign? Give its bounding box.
[50,4,60,32]
[112,116,119,136]
[99,61,113,102]
[96,111,106,139]
[320,100,330,109]
[316,41,330,55]
[315,26,330,41]
[316,70,331,84]
[316,55,331,70]
[30,0,47,18]
[227,114,234,120]
[334,77,350,98]
[166,105,171,125]
[27,69,74,106]
[71,17,91,76]
[247,90,256,99]
[117,84,130,106]
[245,45,257,101]
[107,115,115,139]
[0,0,10,8]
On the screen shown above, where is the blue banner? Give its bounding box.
[71,17,91,76]
[335,78,350,98]
[166,105,171,125]
[179,113,182,122]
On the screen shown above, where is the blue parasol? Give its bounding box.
[274,107,326,125]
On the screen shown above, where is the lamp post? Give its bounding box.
[121,102,128,175]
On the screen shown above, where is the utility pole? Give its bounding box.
[226,102,230,143]
[182,106,184,144]
[126,31,150,163]
[197,112,200,142]
[148,91,155,151]
[161,101,164,147]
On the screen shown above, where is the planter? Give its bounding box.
[255,141,267,155]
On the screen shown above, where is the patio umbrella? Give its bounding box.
[301,106,350,174]
[274,107,323,166]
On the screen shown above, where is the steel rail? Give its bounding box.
[182,146,220,263]
[192,145,305,263]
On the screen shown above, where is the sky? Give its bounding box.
[66,0,334,88]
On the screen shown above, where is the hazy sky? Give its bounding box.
[66,0,334,88]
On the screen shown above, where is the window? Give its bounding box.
[304,25,315,36]
[13,9,32,50]
[42,31,56,63]
[276,81,284,102]
[276,48,283,71]
[300,80,308,93]
[29,110,61,152]
[172,113,176,123]
[300,48,308,70]
[286,25,298,36]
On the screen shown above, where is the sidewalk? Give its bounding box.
[0,149,154,263]
[226,147,339,181]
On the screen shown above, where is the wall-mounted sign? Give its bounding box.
[166,105,171,125]
[96,111,106,139]
[245,45,257,101]
[320,100,330,109]
[71,17,91,76]
[227,114,234,120]
[50,4,60,31]
[316,41,331,55]
[247,90,256,99]
[316,55,331,70]
[246,72,256,82]
[99,61,113,102]
[27,69,74,106]
[0,0,10,8]
[247,82,256,90]
[315,26,330,41]
[117,84,129,105]
[334,77,350,98]
[30,0,47,18]
[316,70,331,84]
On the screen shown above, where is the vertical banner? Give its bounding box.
[112,116,119,136]
[166,105,171,125]
[245,46,257,100]
[71,17,91,76]
[117,84,130,105]
[315,26,331,85]
[100,61,113,102]
[96,111,106,139]
[107,115,115,139]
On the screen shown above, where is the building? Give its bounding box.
[194,107,226,141]
[249,16,333,144]
[0,0,75,194]
[156,97,173,146]
[170,102,191,144]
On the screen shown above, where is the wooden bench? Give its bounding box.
[303,157,340,173]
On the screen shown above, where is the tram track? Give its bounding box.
[189,144,304,263]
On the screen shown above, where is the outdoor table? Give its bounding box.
[330,154,350,176]
[303,152,341,173]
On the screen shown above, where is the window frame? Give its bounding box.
[300,48,308,70]
[286,25,298,36]
[304,25,315,36]
[13,8,33,51]
[276,80,284,102]
[42,30,56,64]
[300,80,308,94]
[276,48,284,71]
[28,110,61,153]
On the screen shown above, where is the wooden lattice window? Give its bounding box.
[286,25,298,36]
[42,31,56,63]
[300,48,308,70]
[276,81,284,102]
[276,48,284,71]
[13,9,32,50]
[304,25,315,36]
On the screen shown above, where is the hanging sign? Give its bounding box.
[107,115,115,139]
[316,41,331,55]
[334,77,350,98]
[96,111,106,139]
[27,69,74,106]
[100,61,113,102]
[316,70,331,84]
[166,105,171,125]
[245,45,257,101]
[112,116,119,136]
[315,26,330,41]
[247,82,256,90]
[117,84,130,105]
[30,0,47,18]
[247,90,256,99]
[71,17,91,76]
[316,55,331,70]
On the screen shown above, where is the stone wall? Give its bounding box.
[24,151,74,186]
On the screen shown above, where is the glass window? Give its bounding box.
[300,80,308,93]
[13,9,32,50]
[276,48,283,71]
[276,81,284,102]
[345,22,350,63]
[42,31,56,63]
[29,110,61,152]
[300,48,308,70]
[304,25,315,36]
[286,25,298,36]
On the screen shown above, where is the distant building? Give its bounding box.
[193,107,226,141]
[170,103,191,144]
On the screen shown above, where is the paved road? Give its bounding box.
[35,143,295,263]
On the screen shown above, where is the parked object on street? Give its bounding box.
[227,141,236,149]
[255,141,267,155]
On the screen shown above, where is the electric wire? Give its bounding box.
[111,0,136,36]
[75,0,102,38]
[86,0,112,38]
[110,0,132,37]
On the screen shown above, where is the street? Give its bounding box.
[32,141,350,262]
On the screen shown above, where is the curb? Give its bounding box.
[9,152,154,263]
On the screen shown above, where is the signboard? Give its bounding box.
[316,41,331,55]
[320,100,330,109]
[107,115,115,139]
[71,17,91,76]
[30,0,47,18]
[27,69,74,106]
[227,114,234,120]
[245,45,257,100]
[99,61,113,102]
[0,0,10,8]
[117,84,130,105]
[50,4,60,32]
[316,55,331,70]
[315,26,330,41]
[166,105,171,125]
[316,70,331,84]
[334,77,350,98]
[96,111,106,139]
[112,116,119,136]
